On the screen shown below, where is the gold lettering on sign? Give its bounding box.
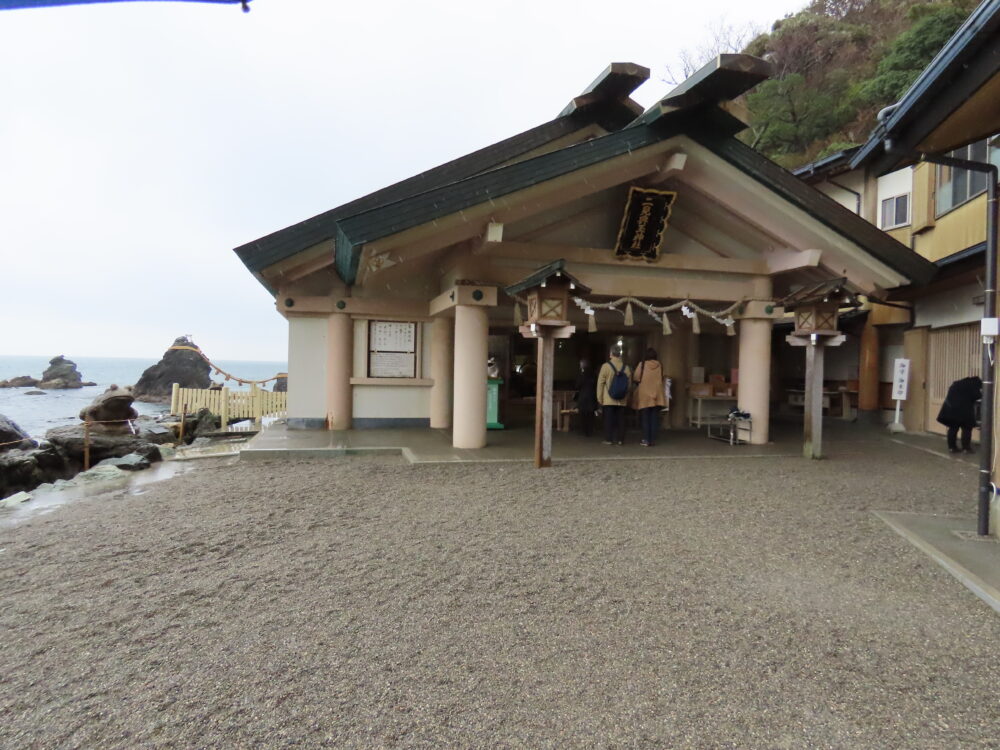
[630,200,655,251]
[613,186,677,261]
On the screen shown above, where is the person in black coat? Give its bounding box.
[574,359,598,437]
[936,375,982,453]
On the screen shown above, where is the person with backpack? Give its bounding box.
[596,346,632,445]
[632,348,666,447]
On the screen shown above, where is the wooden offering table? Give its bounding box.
[688,395,739,428]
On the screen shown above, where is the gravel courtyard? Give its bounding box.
[2,436,1000,748]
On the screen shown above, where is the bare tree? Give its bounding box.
[663,18,764,85]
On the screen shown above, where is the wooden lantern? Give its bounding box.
[526,279,571,325]
[793,302,840,336]
[504,259,591,329]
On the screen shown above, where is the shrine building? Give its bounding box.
[234,56,936,450]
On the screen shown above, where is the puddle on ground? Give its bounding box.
[0,454,240,529]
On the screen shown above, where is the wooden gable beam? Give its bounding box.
[358,141,684,270]
[259,240,334,285]
[765,248,823,275]
[478,239,767,275]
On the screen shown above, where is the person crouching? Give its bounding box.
[937,375,982,454]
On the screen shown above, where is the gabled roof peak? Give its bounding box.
[558,62,650,119]
[630,54,773,129]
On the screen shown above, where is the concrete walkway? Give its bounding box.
[244,416,872,464]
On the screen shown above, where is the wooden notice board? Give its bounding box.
[368,321,417,378]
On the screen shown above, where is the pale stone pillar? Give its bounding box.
[452,304,488,449]
[738,317,773,444]
[738,279,773,445]
[430,316,454,429]
[326,313,353,430]
[662,320,689,428]
[858,318,880,417]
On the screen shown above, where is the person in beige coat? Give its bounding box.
[633,348,666,447]
[596,348,632,445]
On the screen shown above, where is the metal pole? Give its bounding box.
[982,175,997,535]
[915,153,997,535]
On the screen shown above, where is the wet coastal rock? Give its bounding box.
[45,417,172,466]
[133,336,211,403]
[0,442,73,499]
[0,415,33,452]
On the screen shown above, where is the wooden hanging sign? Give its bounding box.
[613,186,676,261]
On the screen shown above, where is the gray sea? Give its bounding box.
[0,355,286,439]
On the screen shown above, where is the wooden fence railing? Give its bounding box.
[170,383,287,429]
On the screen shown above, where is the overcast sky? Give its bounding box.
[1,0,805,362]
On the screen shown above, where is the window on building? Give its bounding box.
[880,193,910,230]
[936,138,1000,215]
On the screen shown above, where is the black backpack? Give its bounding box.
[607,362,630,400]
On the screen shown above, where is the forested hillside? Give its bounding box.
[739,0,980,167]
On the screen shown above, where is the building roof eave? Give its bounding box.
[691,132,937,287]
[850,0,1000,173]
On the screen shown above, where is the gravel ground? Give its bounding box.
[2,440,1000,748]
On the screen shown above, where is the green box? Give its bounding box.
[487,378,505,430]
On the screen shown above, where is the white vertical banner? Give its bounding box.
[891,358,910,401]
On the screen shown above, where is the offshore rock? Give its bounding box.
[133,336,211,403]
[272,376,287,393]
[0,375,39,388]
[38,355,84,389]
[80,385,139,429]
[0,415,33,452]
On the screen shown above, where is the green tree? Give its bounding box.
[856,5,969,106]
[746,72,854,155]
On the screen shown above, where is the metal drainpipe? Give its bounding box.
[907,149,998,536]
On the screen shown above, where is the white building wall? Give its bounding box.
[876,168,913,228]
[353,319,368,378]
[287,316,328,427]
[876,168,912,203]
[351,319,435,426]
[815,171,864,214]
[913,282,983,329]
[880,329,906,382]
[353,386,431,420]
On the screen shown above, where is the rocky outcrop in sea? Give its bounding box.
[133,336,211,403]
[0,375,39,388]
[0,355,95,389]
[39,355,87,389]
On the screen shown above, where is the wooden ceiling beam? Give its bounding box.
[481,239,767,275]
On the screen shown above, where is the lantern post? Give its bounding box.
[781,279,859,459]
[505,260,590,468]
